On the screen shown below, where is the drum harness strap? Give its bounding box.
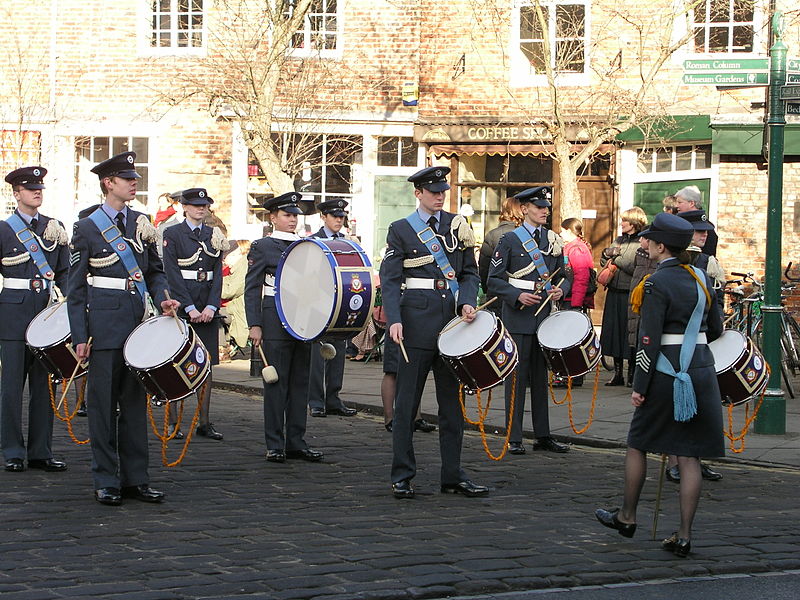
[5,213,61,302]
[405,212,459,299]
[88,209,149,302]
[512,226,553,292]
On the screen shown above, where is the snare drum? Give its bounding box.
[537,310,601,377]
[25,301,86,383]
[123,316,210,402]
[708,329,768,406]
[437,311,518,392]
[276,238,375,341]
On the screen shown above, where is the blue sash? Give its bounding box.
[87,208,148,300]
[655,265,705,422]
[512,226,552,292]
[5,214,55,281]
[405,212,459,297]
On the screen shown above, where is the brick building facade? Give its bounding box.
[1,0,798,295]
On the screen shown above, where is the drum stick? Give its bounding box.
[56,337,92,412]
[42,302,63,322]
[518,268,560,309]
[163,290,183,332]
[534,278,565,317]
[652,453,667,540]
[398,338,410,364]
[439,297,498,335]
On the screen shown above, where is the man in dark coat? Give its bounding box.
[1,166,70,472]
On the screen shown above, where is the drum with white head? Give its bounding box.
[708,329,767,406]
[537,310,601,377]
[124,316,210,402]
[438,310,518,393]
[26,301,86,383]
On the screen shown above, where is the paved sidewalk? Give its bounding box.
[216,356,800,469]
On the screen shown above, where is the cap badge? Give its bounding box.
[127,155,134,164]
[434,169,442,177]
[199,190,205,198]
[33,168,41,176]
[701,214,707,221]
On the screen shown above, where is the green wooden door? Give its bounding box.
[373,175,416,260]
[633,178,711,220]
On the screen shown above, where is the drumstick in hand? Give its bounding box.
[534,278,565,317]
[398,338,410,364]
[56,337,92,412]
[163,289,183,332]
[518,268,560,309]
[439,297,498,335]
[256,343,279,384]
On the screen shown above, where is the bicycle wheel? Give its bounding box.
[783,311,800,371]
[781,356,796,399]
[780,326,799,376]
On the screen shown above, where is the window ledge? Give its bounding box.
[509,72,591,88]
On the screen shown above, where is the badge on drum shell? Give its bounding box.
[195,347,205,363]
[588,345,597,358]
[349,295,363,311]
[346,312,359,326]
[504,338,513,353]
[745,368,757,382]
[496,351,508,366]
[350,275,363,293]
[753,355,762,370]
[186,363,198,377]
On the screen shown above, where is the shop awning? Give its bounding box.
[616,115,712,143]
[429,142,616,158]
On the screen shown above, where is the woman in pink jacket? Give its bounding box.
[561,218,595,311]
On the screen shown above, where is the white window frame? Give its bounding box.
[138,0,207,57]
[285,0,344,59]
[73,136,153,209]
[636,144,713,174]
[673,0,766,59]
[509,0,591,87]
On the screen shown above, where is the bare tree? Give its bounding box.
[467,0,719,218]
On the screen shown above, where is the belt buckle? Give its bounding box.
[435,279,447,291]
[30,279,43,292]
[126,279,137,291]
[197,271,207,282]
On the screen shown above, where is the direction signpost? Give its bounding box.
[787,102,800,115]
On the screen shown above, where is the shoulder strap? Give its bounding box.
[405,213,459,297]
[5,213,55,280]
[87,209,148,299]
[512,226,552,291]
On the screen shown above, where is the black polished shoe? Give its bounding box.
[441,480,490,497]
[414,418,436,433]
[595,508,636,538]
[507,441,526,455]
[266,449,286,463]
[94,487,122,506]
[533,437,570,453]
[605,374,625,386]
[286,448,324,462]
[310,407,326,417]
[328,406,357,416]
[392,479,415,499]
[171,427,185,440]
[196,423,223,440]
[76,406,88,417]
[665,465,681,483]
[384,420,393,432]
[4,458,25,472]
[121,484,165,503]
[662,532,691,557]
[700,462,723,481]
[28,458,67,472]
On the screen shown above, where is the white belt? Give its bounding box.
[262,285,275,297]
[1,277,50,290]
[508,277,537,291]
[180,270,213,281]
[404,277,449,290]
[661,333,707,345]
[89,276,132,290]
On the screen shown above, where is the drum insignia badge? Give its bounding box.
[745,368,757,382]
[350,275,363,293]
[186,363,198,377]
[495,351,508,366]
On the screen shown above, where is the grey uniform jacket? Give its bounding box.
[0,212,69,340]
[487,226,571,335]
[162,221,223,318]
[380,211,479,350]
[67,207,168,350]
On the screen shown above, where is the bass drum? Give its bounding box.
[276,237,375,341]
[25,301,87,383]
[708,329,768,406]
[437,310,518,393]
[537,310,601,377]
[124,316,210,402]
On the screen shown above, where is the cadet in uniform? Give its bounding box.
[307,199,358,418]
[162,188,227,440]
[1,166,69,472]
[68,151,179,506]
[595,212,724,558]
[382,166,488,499]
[487,187,570,455]
[245,192,323,464]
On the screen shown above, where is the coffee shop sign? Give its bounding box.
[417,124,547,142]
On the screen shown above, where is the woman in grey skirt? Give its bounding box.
[595,212,724,558]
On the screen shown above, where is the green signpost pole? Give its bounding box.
[756,12,787,434]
